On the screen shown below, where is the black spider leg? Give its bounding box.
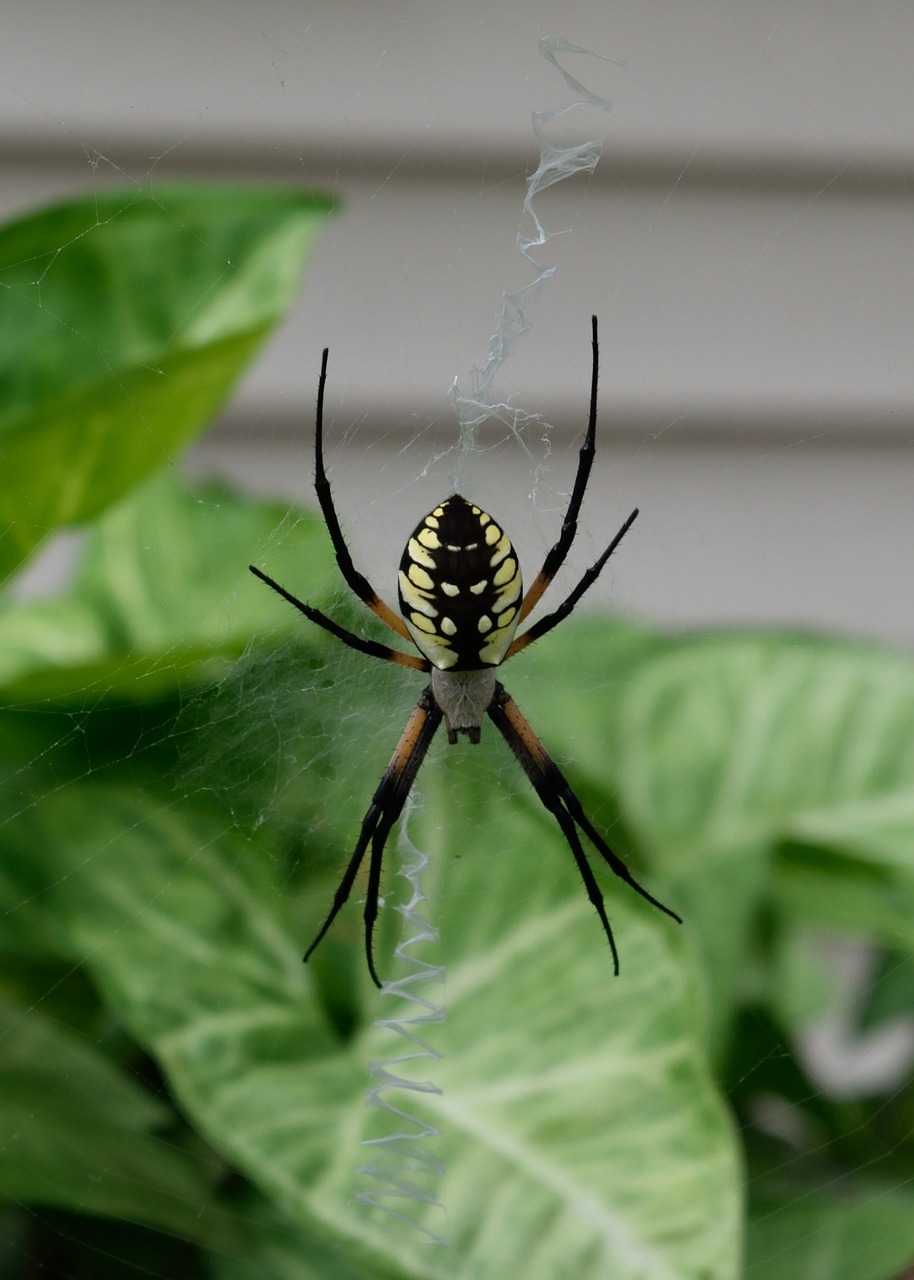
[487,684,681,974]
[248,565,429,671]
[304,687,443,988]
[505,506,639,659]
[518,314,602,624]
[312,347,413,643]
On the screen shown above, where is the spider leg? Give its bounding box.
[304,686,443,987]
[504,506,638,660]
[249,565,429,671]
[313,348,414,644]
[487,683,681,973]
[518,314,601,624]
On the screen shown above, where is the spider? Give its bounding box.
[250,316,681,987]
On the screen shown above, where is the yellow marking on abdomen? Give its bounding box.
[398,570,438,617]
[493,556,517,587]
[489,534,512,566]
[408,563,434,590]
[418,527,441,550]
[408,537,436,569]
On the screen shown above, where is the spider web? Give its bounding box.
[2,6,914,1280]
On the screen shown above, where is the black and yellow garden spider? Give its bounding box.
[250,316,681,987]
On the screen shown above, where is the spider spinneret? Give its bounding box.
[250,316,682,987]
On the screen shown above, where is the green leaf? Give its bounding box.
[773,845,914,954]
[747,1188,914,1280]
[785,790,914,870]
[519,630,914,1047]
[0,471,330,700]
[0,993,232,1246]
[203,1191,387,1280]
[768,926,844,1033]
[16,777,740,1280]
[373,749,740,1278]
[0,184,334,579]
[611,632,914,860]
[859,948,914,1030]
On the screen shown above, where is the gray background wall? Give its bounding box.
[3,1,912,644]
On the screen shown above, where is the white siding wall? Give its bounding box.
[3,1,912,642]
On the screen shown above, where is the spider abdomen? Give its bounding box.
[398,495,523,671]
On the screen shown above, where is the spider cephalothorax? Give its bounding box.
[251,317,681,987]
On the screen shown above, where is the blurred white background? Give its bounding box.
[2,0,912,643]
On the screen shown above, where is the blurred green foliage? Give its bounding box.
[1,187,913,1280]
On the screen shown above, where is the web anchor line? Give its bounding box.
[356,805,448,1246]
